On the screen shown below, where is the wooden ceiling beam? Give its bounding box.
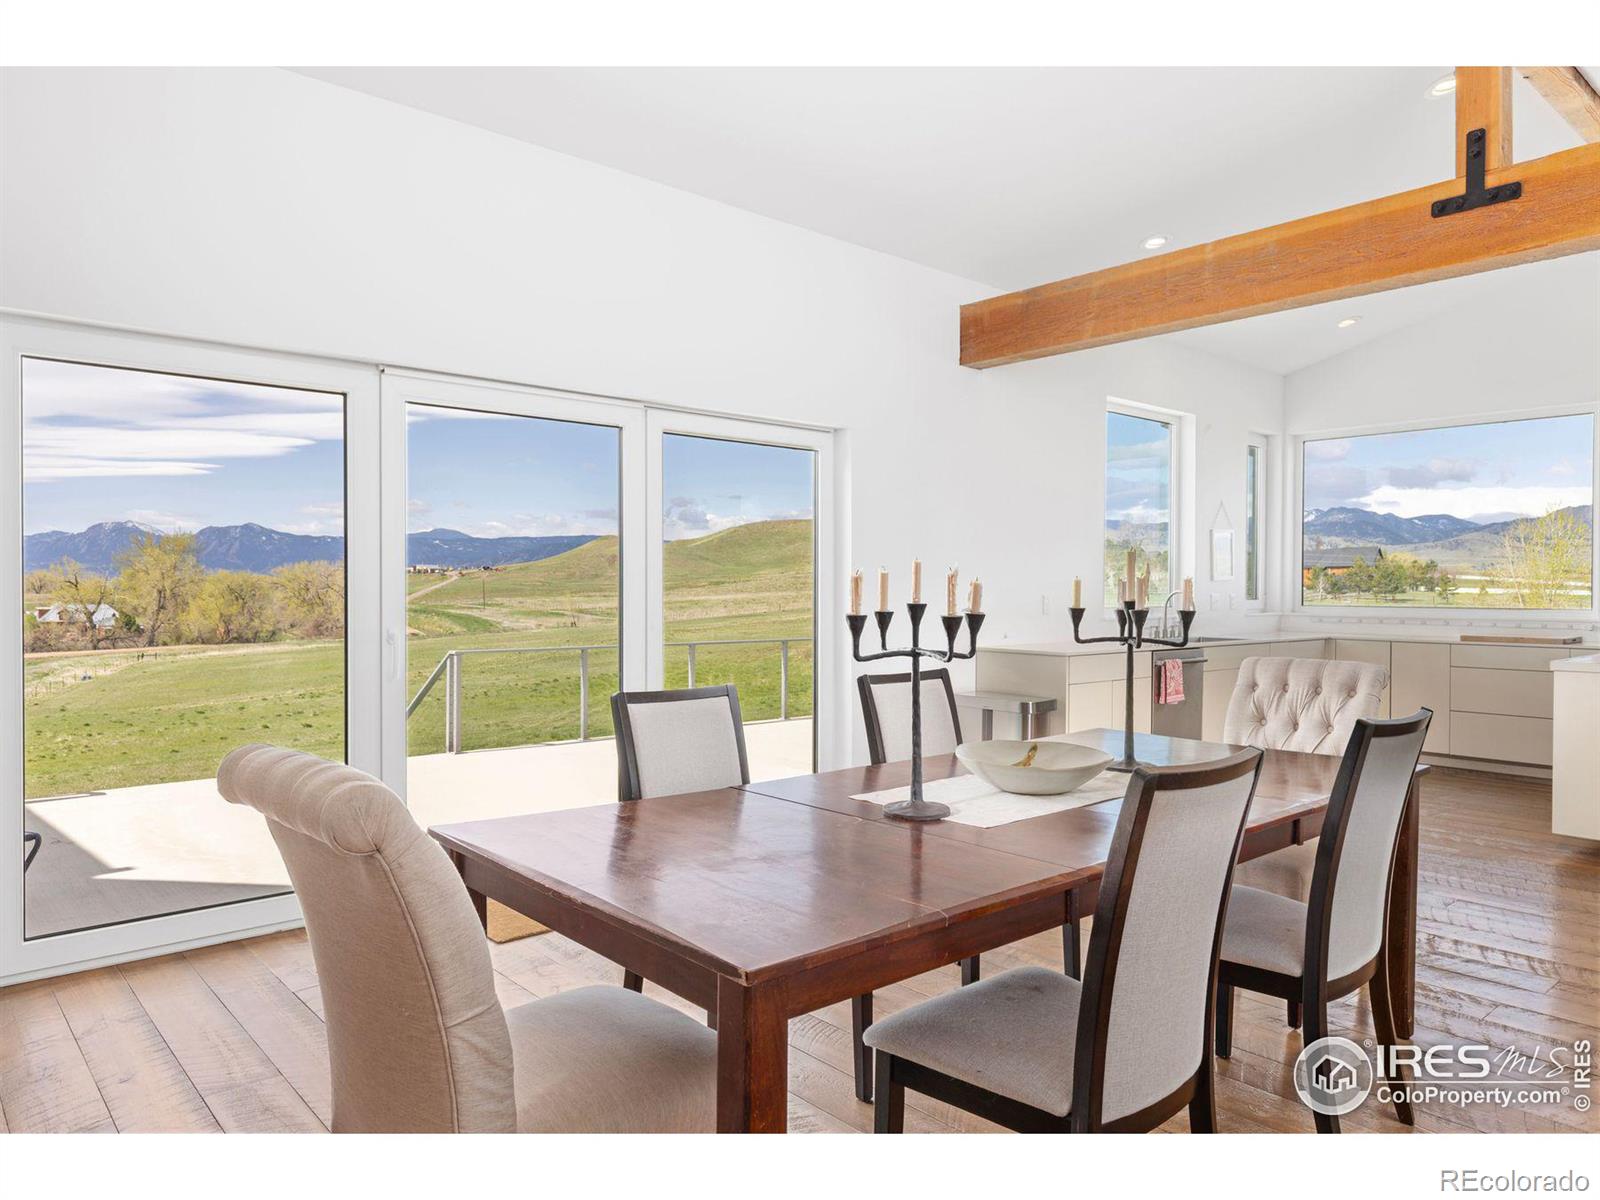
[1455,67,1513,174]
[1519,66,1600,142]
[958,141,1600,369]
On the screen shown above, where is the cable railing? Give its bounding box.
[407,637,812,753]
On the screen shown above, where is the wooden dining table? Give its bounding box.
[429,728,1425,1133]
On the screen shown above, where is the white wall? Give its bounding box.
[1285,254,1600,435]
[0,66,1286,758]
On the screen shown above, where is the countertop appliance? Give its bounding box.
[1150,648,1207,739]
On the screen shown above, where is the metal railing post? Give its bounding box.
[579,648,590,741]
[686,642,697,688]
[780,640,789,721]
[446,651,462,754]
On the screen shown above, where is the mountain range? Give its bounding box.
[1302,505,1593,549]
[24,521,599,575]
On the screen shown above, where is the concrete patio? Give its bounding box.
[22,718,813,939]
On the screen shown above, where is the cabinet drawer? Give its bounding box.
[1450,667,1554,719]
[1203,667,1240,741]
[1450,644,1574,670]
[1450,711,1553,766]
[1070,650,1150,684]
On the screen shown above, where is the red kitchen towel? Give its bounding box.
[1158,658,1186,705]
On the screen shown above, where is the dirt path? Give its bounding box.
[407,572,462,601]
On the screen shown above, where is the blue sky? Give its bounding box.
[23,360,814,542]
[1303,414,1594,523]
[23,358,345,536]
[1104,410,1172,527]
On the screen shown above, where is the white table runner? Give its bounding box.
[851,771,1127,828]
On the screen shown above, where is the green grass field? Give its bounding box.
[24,520,814,797]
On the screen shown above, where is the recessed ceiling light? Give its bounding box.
[1337,316,1361,329]
[1427,73,1456,99]
[1141,234,1169,251]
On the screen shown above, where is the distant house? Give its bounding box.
[1302,545,1384,587]
[36,602,121,629]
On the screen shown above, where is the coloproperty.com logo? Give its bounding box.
[1293,1036,1593,1116]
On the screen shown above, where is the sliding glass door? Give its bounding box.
[1,318,380,983]
[647,410,833,780]
[382,373,644,822]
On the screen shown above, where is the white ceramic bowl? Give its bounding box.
[954,739,1113,796]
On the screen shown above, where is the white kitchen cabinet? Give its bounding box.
[1451,666,1556,720]
[1390,641,1450,753]
[1269,639,1330,660]
[1451,711,1554,766]
[1334,639,1392,717]
[1202,667,1240,741]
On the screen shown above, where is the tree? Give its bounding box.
[1494,508,1591,609]
[189,571,280,643]
[274,560,345,638]
[1434,571,1458,604]
[52,558,123,649]
[116,532,202,646]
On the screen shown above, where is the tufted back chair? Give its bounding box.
[1222,657,1388,756]
[218,744,516,1133]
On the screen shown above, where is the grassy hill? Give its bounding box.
[23,519,816,796]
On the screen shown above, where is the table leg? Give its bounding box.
[716,975,788,1132]
[1384,775,1420,1039]
[450,850,488,933]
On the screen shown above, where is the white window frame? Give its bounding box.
[377,370,648,795]
[1103,398,1189,614]
[1244,436,1268,612]
[1289,405,1600,622]
[646,408,837,771]
[0,315,381,986]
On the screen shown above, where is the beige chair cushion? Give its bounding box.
[507,987,716,1133]
[1220,885,1309,976]
[1226,658,1386,903]
[864,675,960,760]
[862,966,1081,1116]
[219,744,718,1134]
[219,743,516,1133]
[1223,657,1387,755]
[1233,839,1319,901]
[624,695,745,798]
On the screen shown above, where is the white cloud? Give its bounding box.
[22,358,342,481]
[1358,484,1591,521]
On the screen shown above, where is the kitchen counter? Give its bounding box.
[982,629,1599,656]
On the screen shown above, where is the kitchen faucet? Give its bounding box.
[1154,590,1184,640]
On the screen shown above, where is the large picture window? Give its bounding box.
[1301,413,1594,610]
[1104,409,1173,605]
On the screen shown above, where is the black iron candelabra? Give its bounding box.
[846,604,984,820]
[1069,599,1195,772]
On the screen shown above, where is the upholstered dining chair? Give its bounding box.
[1214,710,1431,1134]
[1224,655,1388,1029]
[864,747,1264,1133]
[857,669,963,763]
[612,684,749,1001]
[217,744,717,1133]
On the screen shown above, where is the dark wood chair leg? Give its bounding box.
[1302,982,1340,1134]
[1287,998,1302,1028]
[1215,982,1234,1059]
[960,956,980,986]
[1188,1059,1217,1133]
[1369,966,1414,1126]
[622,969,643,992]
[873,1053,904,1133]
[1062,910,1081,980]
[851,993,873,1103]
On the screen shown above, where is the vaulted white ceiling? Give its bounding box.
[294,66,1589,373]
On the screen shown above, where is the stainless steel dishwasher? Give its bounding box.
[1150,648,1207,739]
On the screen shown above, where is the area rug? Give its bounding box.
[487,900,549,943]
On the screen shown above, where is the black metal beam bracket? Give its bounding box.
[1432,128,1522,218]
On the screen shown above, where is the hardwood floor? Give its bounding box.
[1,767,1595,1134]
